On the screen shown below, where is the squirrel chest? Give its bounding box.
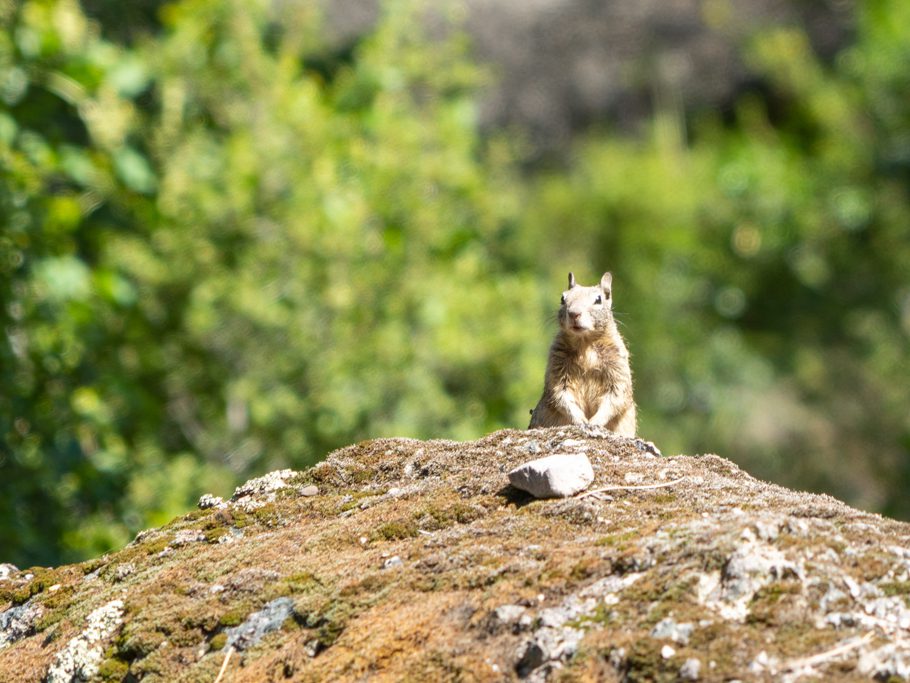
[562,343,626,416]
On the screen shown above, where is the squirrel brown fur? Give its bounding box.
[528,271,637,436]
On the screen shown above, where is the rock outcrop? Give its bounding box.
[2,427,909,681]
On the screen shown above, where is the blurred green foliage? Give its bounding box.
[526,5,910,516]
[1,0,908,566]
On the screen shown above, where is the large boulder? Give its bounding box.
[1,426,908,681]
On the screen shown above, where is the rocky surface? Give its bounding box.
[1,426,910,681]
[45,600,125,683]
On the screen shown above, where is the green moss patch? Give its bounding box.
[8,567,67,605]
[374,520,419,541]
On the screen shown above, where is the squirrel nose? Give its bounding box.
[569,311,581,321]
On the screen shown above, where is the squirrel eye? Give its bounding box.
[594,295,602,305]
[560,294,567,305]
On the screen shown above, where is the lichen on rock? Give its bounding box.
[45,599,124,683]
[224,597,295,651]
[230,468,298,511]
[0,602,43,650]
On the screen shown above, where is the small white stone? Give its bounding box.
[382,556,403,570]
[661,645,676,659]
[508,454,594,498]
[680,658,701,680]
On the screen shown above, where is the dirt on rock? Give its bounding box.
[1,426,909,682]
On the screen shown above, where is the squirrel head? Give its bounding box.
[558,271,614,336]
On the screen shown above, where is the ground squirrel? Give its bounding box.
[528,271,637,436]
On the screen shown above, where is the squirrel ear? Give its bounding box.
[600,272,613,291]
[568,272,576,289]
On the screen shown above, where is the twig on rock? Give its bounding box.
[577,476,686,499]
[214,645,235,683]
[781,632,874,672]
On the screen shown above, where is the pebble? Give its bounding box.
[382,556,403,570]
[680,657,701,680]
[508,454,594,498]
